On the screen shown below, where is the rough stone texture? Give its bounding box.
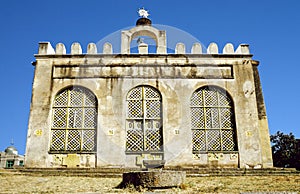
[223,43,235,54]
[138,43,148,54]
[175,43,185,54]
[55,43,66,54]
[191,42,202,54]
[252,65,273,168]
[26,24,273,169]
[71,42,82,54]
[236,44,250,54]
[103,42,112,54]
[119,171,186,188]
[207,42,218,54]
[87,43,97,54]
[38,42,55,54]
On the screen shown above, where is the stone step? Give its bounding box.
[4,167,299,178]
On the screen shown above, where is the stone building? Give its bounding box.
[25,16,273,169]
[0,145,24,168]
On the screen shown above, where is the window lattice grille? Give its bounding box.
[67,130,81,151]
[53,90,68,107]
[127,101,143,118]
[145,100,161,118]
[145,129,162,151]
[50,87,97,153]
[191,86,237,153]
[222,130,235,151]
[68,108,83,129]
[126,86,163,152]
[82,130,97,151]
[192,130,206,151]
[207,130,221,151]
[126,130,144,152]
[52,108,67,128]
[50,130,66,151]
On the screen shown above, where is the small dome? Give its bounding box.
[5,146,18,155]
[136,18,152,26]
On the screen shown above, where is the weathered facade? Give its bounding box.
[25,18,273,169]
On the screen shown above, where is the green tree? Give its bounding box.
[270,131,300,169]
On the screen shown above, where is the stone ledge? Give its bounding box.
[143,160,166,168]
[5,167,299,178]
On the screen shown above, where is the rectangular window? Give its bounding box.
[6,160,14,168]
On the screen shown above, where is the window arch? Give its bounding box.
[126,86,163,152]
[50,86,97,153]
[190,86,237,153]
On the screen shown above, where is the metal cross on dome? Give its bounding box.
[138,8,150,18]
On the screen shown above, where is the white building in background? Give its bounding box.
[0,145,24,168]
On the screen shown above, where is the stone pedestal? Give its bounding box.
[118,170,186,188]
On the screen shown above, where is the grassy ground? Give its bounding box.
[0,173,299,193]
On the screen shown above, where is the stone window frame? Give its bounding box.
[190,85,238,154]
[49,86,98,154]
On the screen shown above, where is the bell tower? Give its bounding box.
[121,8,167,54]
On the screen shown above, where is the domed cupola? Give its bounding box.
[5,144,18,155]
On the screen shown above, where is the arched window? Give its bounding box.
[50,86,97,153]
[126,86,163,153]
[190,86,237,153]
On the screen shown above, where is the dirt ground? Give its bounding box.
[0,173,299,193]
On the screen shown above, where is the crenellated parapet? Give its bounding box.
[37,41,251,55]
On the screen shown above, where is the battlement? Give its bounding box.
[37,41,250,55]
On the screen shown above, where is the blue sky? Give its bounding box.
[0,0,300,154]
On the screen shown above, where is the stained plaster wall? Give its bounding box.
[25,44,273,168]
